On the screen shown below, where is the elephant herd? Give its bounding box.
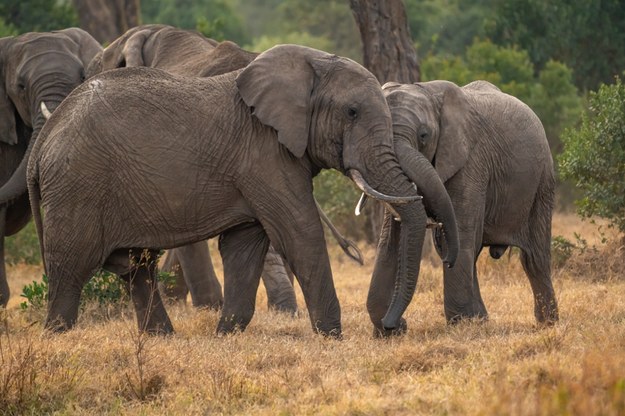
[0,24,558,339]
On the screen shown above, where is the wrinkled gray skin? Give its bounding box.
[380,80,558,326]
[0,28,101,307]
[89,24,362,314]
[29,45,452,337]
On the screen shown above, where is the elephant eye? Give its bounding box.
[417,126,430,144]
[17,82,26,91]
[346,106,358,120]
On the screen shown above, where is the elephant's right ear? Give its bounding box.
[0,37,17,145]
[236,44,325,158]
[421,80,471,183]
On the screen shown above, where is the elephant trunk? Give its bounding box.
[349,142,428,331]
[394,140,459,267]
[380,200,427,330]
[0,100,55,207]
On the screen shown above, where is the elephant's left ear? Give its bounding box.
[57,28,103,68]
[422,80,472,183]
[236,44,331,158]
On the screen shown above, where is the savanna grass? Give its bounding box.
[0,212,623,415]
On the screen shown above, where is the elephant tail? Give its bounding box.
[27,160,47,276]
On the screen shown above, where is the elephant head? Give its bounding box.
[0,28,102,207]
[236,45,458,331]
[383,80,473,184]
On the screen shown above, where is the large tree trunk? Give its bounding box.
[349,0,420,242]
[73,0,141,45]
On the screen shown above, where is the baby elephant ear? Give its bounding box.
[420,80,471,183]
[0,38,17,145]
[236,44,330,158]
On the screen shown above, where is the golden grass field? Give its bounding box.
[1,212,624,415]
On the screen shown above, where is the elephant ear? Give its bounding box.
[420,80,471,183]
[56,28,102,67]
[236,44,332,158]
[121,29,153,67]
[0,37,17,145]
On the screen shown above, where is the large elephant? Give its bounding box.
[0,28,101,306]
[373,79,558,329]
[27,45,458,337]
[89,24,363,313]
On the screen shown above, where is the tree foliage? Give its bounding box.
[142,0,249,44]
[559,77,625,233]
[422,38,582,152]
[0,0,77,34]
[487,0,625,92]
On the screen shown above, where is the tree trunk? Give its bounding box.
[349,0,420,242]
[72,0,141,45]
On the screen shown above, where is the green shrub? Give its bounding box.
[20,268,177,310]
[559,76,625,233]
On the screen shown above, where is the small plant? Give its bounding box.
[20,267,177,310]
[19,275,48,310]
[551,233,589,268]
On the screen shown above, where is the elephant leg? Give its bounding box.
[366,212,406,337]
[160,249,189,302]
[262,245,297,314]
[520,235,558,324]
[45,253,99,332]
[119,249,174,335]
[0,207,9,307]
[175,240,223,309]
[217,222,269,334]
[443,230,488,323]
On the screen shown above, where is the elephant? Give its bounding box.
[27,44,458,337]
[88,24,363,314]
[370,79,558,331]
[0,28,102,306]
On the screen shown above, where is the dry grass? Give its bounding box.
[1,212,624,415]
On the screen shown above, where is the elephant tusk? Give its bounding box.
[348,169,422,204]
[384,202,401,221]
[40,101,52,120]
[355,193,368,216]
[426,218,443,229]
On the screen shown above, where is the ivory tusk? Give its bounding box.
[40,101,52,120]
[348,169,422,204]
[355,193,368,216]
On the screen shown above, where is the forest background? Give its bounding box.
[1,0,624,251]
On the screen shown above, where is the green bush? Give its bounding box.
[20,268,177,310]
[559,76,625,233]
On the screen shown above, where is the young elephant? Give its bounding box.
[29,45,458,336]
[89,24,363,313]
[377,79,558,327]
[0,28,101,306]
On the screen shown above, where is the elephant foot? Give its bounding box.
[314,326,343,340]
[267,299,298,316]
[216,314,251,335]
[372,317,407,338]
[141,319,175,336]
[534,299,559,326]
[445,305,489,325]
[44,316,75,333]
